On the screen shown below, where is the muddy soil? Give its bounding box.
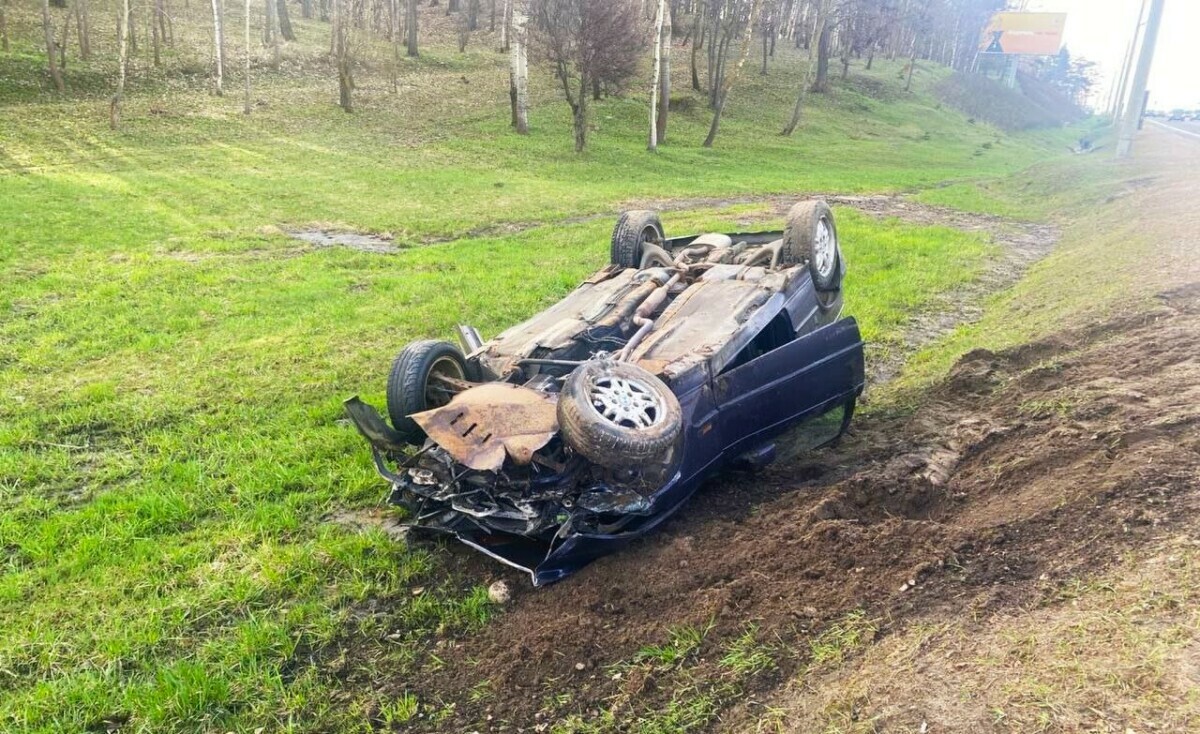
[336,277,1197,732]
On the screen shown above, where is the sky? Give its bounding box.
[1023,0,1198,111]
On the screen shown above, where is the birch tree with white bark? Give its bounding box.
[110,0,130,127]
[210,0,225,95]
[508,0,528,134]
[647,0,666,151]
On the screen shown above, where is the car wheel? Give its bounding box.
[610,210,665,269]
[386,340,468,445]
[781,200,842,292]
[558,360,682,470]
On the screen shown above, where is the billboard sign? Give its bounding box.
[980,12,1067,56]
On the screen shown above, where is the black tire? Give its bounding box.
[557,360,682,470]
[781,199,842,292]
[610,210,665,269]
[386,340,468,445]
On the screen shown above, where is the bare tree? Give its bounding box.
[648,0,667,149]
[42,0,66,91]
[405,0,418,56]
[1,0,8,52]
[509,0,528,133]
[702,0,759,147]
[499,0,510,51]
[781,0,825,136]
[333,0,354,110]
[277,0,295,40]
[656,0,670,142]
[150,0,161,65]
[211,0,225,95]
[74,0,92,58]
[266,0,281,67]
[111,0,130,127]
[689,0,704,91]
[531,0,644,152]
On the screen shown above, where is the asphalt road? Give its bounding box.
[1147,117,1200,140]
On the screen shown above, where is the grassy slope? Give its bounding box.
[0,8,1089,734]
[768,128,1200,733]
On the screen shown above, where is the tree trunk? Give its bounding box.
[810,22,829,92]
[243,0,251,113]
[42,0,66,91]
[210,0,224,95]
[703,0,758,147]
[391,0,401,91]
[405,0,418,56]
[301,0,312,19]
[277,0,295,40]
[127,3,136,54]
[904,48,915,91]
[689,1,702,91]
[499,0,509,52]
[657,2,670,142]
[780,0,822,136]
[488,0,494,31]
[571,84,587,152]
[0,0,8,53]
[149,0,160,65]
[59,11,69,68]
[334,0,353,110]
[111,0,130,128]
[508,0,527,133]
[466,0,477,30]
[648,0,666,151]
[74,0,91,58]
[760,18,767,75]
[267,0,280,67]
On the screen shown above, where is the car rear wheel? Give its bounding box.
[781,199,842,292]
[611,210,665,269]
[386,340,468,445]
[558,360,682,470]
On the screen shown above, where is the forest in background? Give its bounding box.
[1,0,1095,149]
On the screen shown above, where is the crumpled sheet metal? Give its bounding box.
[410,383,559,472]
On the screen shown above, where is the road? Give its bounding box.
[1147,117,1200,140]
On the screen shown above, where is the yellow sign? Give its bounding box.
[980,12,1067,56]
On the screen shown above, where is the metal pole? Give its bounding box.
[1112,0,1148,122]
[1117,0,1165,158]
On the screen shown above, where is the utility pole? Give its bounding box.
[1111,0,1148,122]
[1117,0,1165,158]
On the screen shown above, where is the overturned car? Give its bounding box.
[345,200,865,585]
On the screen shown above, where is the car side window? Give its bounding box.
[722,313,794,373]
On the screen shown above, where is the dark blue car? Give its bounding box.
[345,200,866,585]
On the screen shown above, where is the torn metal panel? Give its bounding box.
[411,383,559,472]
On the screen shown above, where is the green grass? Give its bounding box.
[0,9,1094,732]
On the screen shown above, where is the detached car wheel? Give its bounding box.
[781,199,842,292]
[386,340,468,445]
[558,360,682,470]
[611,210,665,269]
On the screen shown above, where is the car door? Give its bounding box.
[714,317,865,457]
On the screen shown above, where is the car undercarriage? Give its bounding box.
[345,202,865,583]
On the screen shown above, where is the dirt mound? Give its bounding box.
[359,285,1200,731]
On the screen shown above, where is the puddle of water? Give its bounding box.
[287,229,399,254]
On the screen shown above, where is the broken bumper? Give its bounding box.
[344,397,682,586]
